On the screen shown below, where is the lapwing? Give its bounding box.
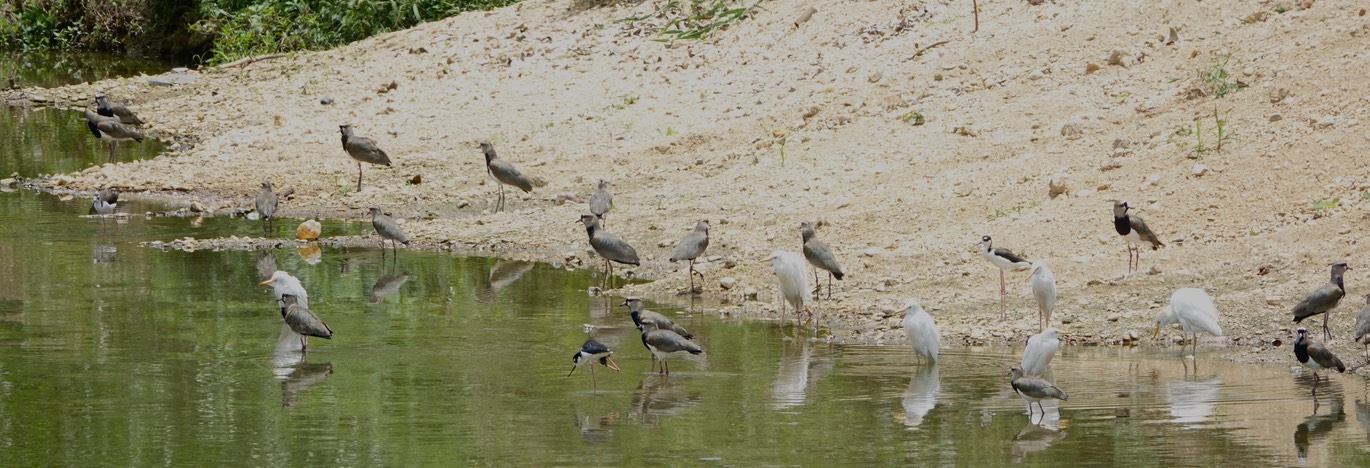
[481,141,546,213]
[578,213,639,289]
[1294,327,1346,387]
[1112,200,1164,274]
[800,221,844,299]
[1293,262,1350,341]
[669,220,710,294]
[339,124,392,192]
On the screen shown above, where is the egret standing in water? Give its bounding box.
[1009,366,1068,421]
[763,251,810,326]
[1029,262,1056,331]
[980,236,1031,320]
[1020,328,1061,380]
[260,270,309,353]
[901,299,940,364]
[1154,288,1223,355]
[568,338,621,390]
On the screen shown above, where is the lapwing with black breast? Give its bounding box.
[669,220,710,294]
[800,221,844,299]
[578,213,639,289]
[1294,327,1346,388]
[84,109,142,163]
[1112,200,1165,274]
[980,236,1031,320]
[482,141,546,213]
[95,92,144,125]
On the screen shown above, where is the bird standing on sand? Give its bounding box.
[1154,288,1223,355]
[482,141,546,213]
[1112,200,1164,274]
[568,338,621,390]
[589,179,613,225]
[95,93,143,125]
[640,321,704,375]
[279,294,332,351]
[1353,294,1370,360]
[1029,262,1056,332]
[369,207,409,258]
[1293,262,1350,341]
[764,251,810,325]
[339,124,392,192]
[901,299,940,364]
[91,189,119,214]
[1009,366,1068,419]
[980,236,1031,321]
[578,214,639,289]
[1294,327,1346,387]
[256,181,277,232]
[800,221,844,299]
[84,109,142,163]
[1020,328,1061,380]
[669,220,710,294]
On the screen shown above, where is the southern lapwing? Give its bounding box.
[800,221,844,299]
[1154,288,1223,355]
[279,294,332,351]
[481,141,546,213]
[368,207,409,260]
[1009,366,1067,419]
[669,220,710,294]
[256,181,278,233]
[339,124,392,192]
[1294,327,1346,388]
[578,213,639,289]
[623,297,693,372]
[568,338,620,390]
[901,299,940,364]
[94,92,143,125]
[589,179,613,225]
[979,236,1031,320]
[640,321,703,375]
[1293,262,1350,341]
[84,109,142,163]
[1112,200,1165,274]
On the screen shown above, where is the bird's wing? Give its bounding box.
[581,339,611,355]
[903,313,941,360]
[489,159,541,192]
[347,137,392,165]
[1020,336,1059,377]
[1015,377,1067,400]
[111,103,143,125]
[1308,342,1346,372]
[1129,215,1164,249]
[1355,306,1370,343]
[803,240,844,276]
[97,120,143,141]
[993,248,1028,265]
[590,190,612,215]
[1173,289,1222,336]
[1293,284,1345,321]
[670,232,707,261]
[285,305,332,338]
[373,217,410,243]
[591,232,640,265]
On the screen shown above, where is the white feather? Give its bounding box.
[1030,262,1057,323]
[901,299,941,363]
[263,270,308,352]
[1020,328,1061,378]
[1160,288,1223,338]
[766,251,809,314]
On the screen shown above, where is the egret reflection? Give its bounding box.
[901,364,940,429]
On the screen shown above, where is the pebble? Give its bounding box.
[1107,313,1122,322]
[189,201,208,213]
[296,220,322,240]
[320,96,334,105]
[719,277,736,290]
[1191,164,1207,177]
[1265,295,1283,306]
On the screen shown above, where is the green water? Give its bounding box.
[1,50,179,88]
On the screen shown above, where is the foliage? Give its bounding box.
[623,0,760,43]
[1197,53,1247,99]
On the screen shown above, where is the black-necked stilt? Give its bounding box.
[640,321,703,375]
[256,181,277,233]
[589,179,613,225]
[369,207,410,260]
[1294,327,1346,388]
[279,294,332,351]
[339,124,392,192]
[1009,366,1067,420]
[1028,262,1056,331]
[91,189,119,214]
[800,221,844,299]
[1112,200,1165,274]
[84,109,142,163]
[1154,288,1222,355]
[568,338,620,389]
[481,141,546,213]
[669,220,710,294]
[980,235,1031,320]
[1019,328,1061,380]
[1353,294,1370,360]
[900,299,940,364]
[94,92,143,125]
[763,251,809,325]
[1293,262,1350,341]
[578,213,639,289]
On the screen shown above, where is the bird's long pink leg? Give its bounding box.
[999,270,1007,320]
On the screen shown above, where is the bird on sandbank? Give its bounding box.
[669,220,710,294]
[84,109,142,163]
[800,221,844,299]
[1112,200,1164,274]
[578,213,639,289]
[1294,327,1346,388]
[1293,262,1350,341]
[979,235,1031,321]
[482,141,546,213]
[339,124,392,192]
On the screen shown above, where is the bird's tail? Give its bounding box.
[833,272,845,280]
[1152,241,1164,250]
[530,176,547,188]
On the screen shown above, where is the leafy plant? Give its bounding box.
[1313,197,1341,213]
[624,0,760,42]
[986,200,1040,221]
[1183,106,1235,158]
[899,110,925,126]
[1198,53,1248,99]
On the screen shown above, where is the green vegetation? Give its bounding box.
[1174,107,1234,158]
[623,0,760,42]
[0,0,517,64]
[1197,53,1247,99]
[986,200,1040,221]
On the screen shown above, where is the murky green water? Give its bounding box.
[1,50,178,88]
[3,53,1370,466]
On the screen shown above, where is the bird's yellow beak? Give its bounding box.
[259,279,272,286]
[605,357,621,372]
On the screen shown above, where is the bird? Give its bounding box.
[1112,200,1164,274]
[901,365,941,429]
[94,92,143,125]
[589,179,613,224]
[1354,294,1370,360]
[1020,328,1061,380]
[255,181,277,232]
[568,338,621,390]
[578,213,639,289]
[900,299,940,364]
[1029,261,1056,331]
[481,141,546,213]
[800,221,844,299]
[369,207,410,259]
[980,236,1031,320]
[623,296,693,373]
[259,270,309,353]
[1009,366,1068,419]
[84,109,142,163]
[640,321,704,375]
[763,251,810,325]
[369,272,410,303]
[1154,288,1223,355]
[339,124,392,193]
[279,294,332,351]
[669,220,710,294]
[1294,327,1346,387]
[91,189,119,214]
[1293,262,1351,341]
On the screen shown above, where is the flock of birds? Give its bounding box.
[77,92,1370,416]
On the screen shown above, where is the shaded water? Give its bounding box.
[1,50,179,88]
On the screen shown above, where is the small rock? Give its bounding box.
[320,96,334,105]
[1147,266,1161,276]
[189,201,208,213]
[1107,313,1122,322]
[1048,177,1069,198]
[1192,164,1207,177]
[719,277,736,290]
[1128,330,1140,341]
[296,219,322,240]
[1085,63,1101,74]
[0,178,13,186]
[1265,295,1283,306]
[1060,315,1075,324]
[1107,50,1125,66]
[743,288,759,300]
[1140,174,1160,189]
[868,71,883,83]
[1060,124,1083,140]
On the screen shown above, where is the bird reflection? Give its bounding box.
[1012,423,1068,462]
[91,243,117,264]
[630,374,702,426]
[771,343,836,410]
[479,260,534,303]
[1167,376,1221,426]
[901,365,940,429]
[257,251,278,280]
[275,359,334,408]
[1295,392,1346,462]
[573,398,621,443]
[1355,398,1370,441]
[370,271,410,303]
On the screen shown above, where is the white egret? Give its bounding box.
[1029,261,1056,331]
[1154,288,1222,355]
[1019,327,1061,380]
[260,270,309,352]
[763,251,809,325]
[900,299,940,364]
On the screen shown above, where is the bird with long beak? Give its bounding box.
[568,338,620,390]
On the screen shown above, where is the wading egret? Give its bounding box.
[1029,261,1056,331]
[900,299,940,364]
[763,251,809,325]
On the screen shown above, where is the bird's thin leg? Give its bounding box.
[812,268,821,300]
[687,260,696,293]
[107,142,116,163]
[356,162,363,193]
[999,270,1007,321]
[591,364,597,390]
[826,273,833,299]
[1322,313,1332,341]
[497,183,504,212]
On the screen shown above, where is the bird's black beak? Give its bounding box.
[567,366,578,378]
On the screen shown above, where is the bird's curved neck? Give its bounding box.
[1113,214,1131,235]
[341,133,350,145]
[801,229,815,243]
[1333,272,1346,291]
[584,223,597,238]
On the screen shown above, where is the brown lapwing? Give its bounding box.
[339,124,392,192]
[84,109,142,163]
[369,207,409,263]
[94,92,143,125]
[255,181,278,233]
[669,220,710,294]
[578,213,639,289]
[568,338,620,390]
[1293,262,1350,341]
[1354,294,1370,360]
[1294,327,1346,388]
[980,236,1031,320]
[800,221,844,300]
[1112,200,1165,274]
[640,321,703,375]
[481,141,546,213]
[279,294,332,352]
[589,179,613,225]
[1009,366,1067,422]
